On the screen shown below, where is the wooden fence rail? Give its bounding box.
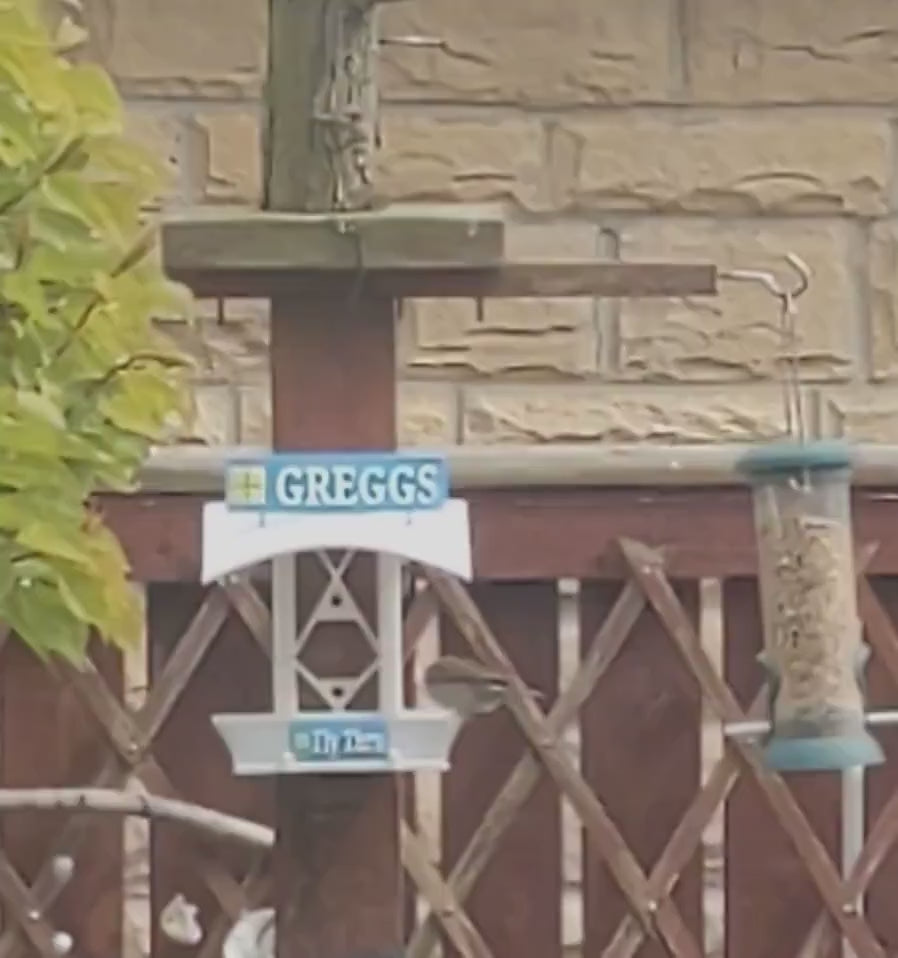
[4,473,898,958]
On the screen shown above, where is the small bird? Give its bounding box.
[422,655,543,719]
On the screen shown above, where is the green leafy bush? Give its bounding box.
[0,0,193,661]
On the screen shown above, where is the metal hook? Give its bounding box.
[719,253,810,307]
[719,253,812,444]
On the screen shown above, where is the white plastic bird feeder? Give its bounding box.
[203,452,472,776]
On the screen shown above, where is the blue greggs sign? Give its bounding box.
[224,452,450,514]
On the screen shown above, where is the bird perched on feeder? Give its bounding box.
[422,655,543,719]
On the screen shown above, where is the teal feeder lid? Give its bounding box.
[736,440,853,480]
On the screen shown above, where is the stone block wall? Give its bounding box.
[79,0,898,446]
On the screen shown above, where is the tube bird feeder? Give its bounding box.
[737,440,884,772]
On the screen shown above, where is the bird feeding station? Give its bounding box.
[719,256,883,773]
[737,441,884,772]
[201,451,473,776]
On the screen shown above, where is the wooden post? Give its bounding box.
[263,0,379,212]
[264,2,401,958]
[270,297,401,958]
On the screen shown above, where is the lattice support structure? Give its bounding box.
[6,532,898,958]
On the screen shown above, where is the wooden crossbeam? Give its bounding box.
[604,681,769,958]
[193,854,271,958]
[796,578,898,958]
[618,537,886,958]
[162,207,717,300]
[170,259,719,301]
[399,824,494,958]
[0,855,66,958]
[406,580,646,958]
[0,589,247,958]
[64,597,258,917]
[424,570,704,958]
[604,757,737,958]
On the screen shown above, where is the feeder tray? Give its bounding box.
[213,710,460,776]
[201,453,473,778]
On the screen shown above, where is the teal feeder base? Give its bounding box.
[762,730,884,772]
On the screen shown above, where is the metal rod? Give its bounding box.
[377,553,404,715]
[379,35,447,48]
[842,766,865,958]
[136,443,898,494]
[725,709,898,738]
[271,554,299,716]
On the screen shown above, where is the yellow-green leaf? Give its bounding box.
[2,579,90,663]
[15,388,65,427]
[0,0,192,663]
[54,16,89,55]
[16,521,96,568]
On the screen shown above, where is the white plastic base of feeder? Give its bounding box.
[201,498,472,584]
[212,710,462,776]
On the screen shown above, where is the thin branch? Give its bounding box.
[82,351,189,392]
[64,350,190,422]
[50,226,159,365]
[0,788,274,850]
[0,137,84,218]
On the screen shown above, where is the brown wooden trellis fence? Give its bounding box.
[5,456,898,958]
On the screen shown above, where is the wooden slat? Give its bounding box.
[147,583,274,958]
[860,576,898,955]
[722,578,841,958]
[28,586,264,951]
[101,489,898,583]
[139,587,233,745]
[428,572,702,958]
[400,824,493,958]
[620,543,883,958]
[789,551,891,958]
[168,262,717,300]
[0,849,75,958]
[581,582,702,958]
[0,640,124,958]
[192,853,271,958]
[439,582,560,958]
[0,857,60,958]
[408,580,645,958]
[163,207,505,273]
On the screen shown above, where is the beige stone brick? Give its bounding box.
[688,0,898,104]
[400,298,598,376]
[239,383,271,445]
[194,111,263,204]
[180,384,239,445]
[615,219,858,383]
[159,314,269,384]
[81,0,265,97]
[236,380,459,446]
[376,116,547,209]
[122,109,182,199]
[822,389,898,442]
[504,221,600,260]
[398,383,459,445]
[463,385,795,444]
[869,220,898,379]
[379,0,674,105]
[551,117,890,215]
